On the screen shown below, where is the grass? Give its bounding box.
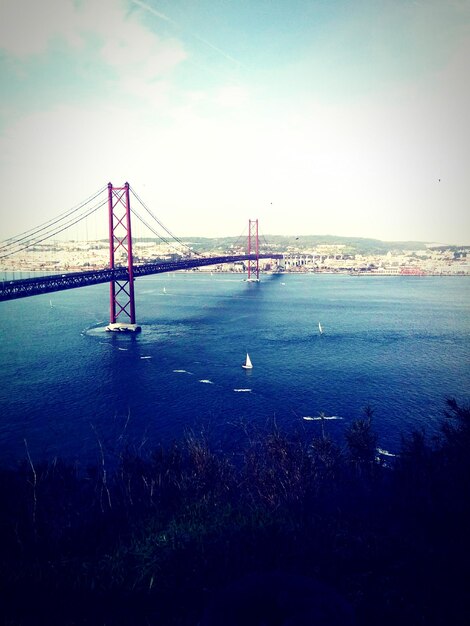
[0,400,469,625]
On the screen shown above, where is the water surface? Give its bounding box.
[0,273,468,465]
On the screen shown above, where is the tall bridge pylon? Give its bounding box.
[107,182,140,332]
[0,182,282,303]
[246,219,260,282]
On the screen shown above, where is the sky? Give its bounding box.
[0,0,469,244]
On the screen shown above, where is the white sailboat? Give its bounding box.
[318,322,323,335]
[242,353,253,369]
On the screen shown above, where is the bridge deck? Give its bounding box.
[0,254,282,301]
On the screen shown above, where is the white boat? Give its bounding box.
[242,353,253,369]
[163,287,166,294]
[318,322,323,335]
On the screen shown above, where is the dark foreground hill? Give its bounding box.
[0,399,469,625]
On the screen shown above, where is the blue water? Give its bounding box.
[0,273,469,465]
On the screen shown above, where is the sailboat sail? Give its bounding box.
[242,353,253,369]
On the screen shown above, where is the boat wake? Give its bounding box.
[377,447,397,457]
[233,388,252,393]
[199,379,214,384]
[173,369,192,374]
[87,326,111,336]
[302,415,343,421]
[140,356,152,359]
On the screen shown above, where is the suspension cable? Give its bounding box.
[0,186,107,253]
[130,187,201,257]
[259,229,271,250]
[0,199,107,260]
[230,224,249,252]
[130,209,191,257]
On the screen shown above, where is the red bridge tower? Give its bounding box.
[106,182,141,332]
[246,219,260,282]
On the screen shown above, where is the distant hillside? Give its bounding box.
[177,235,430,255]
[131,234,468,255]
[256,235,429,254]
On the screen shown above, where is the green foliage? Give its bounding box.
[442,397,470,452]
[345,406,378,467]
[0,402,469,625]
[309,433,343,481]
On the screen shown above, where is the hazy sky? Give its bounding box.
[1,0,469,243]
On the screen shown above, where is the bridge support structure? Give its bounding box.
[106,182,141,332]
[246,219,260,282]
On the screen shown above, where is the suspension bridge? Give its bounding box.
[0,183,282,331]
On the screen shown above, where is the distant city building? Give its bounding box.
[1,239,469,276]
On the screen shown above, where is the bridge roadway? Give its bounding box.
[0,254,283,302]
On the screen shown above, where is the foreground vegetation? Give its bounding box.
[1,400,469,625]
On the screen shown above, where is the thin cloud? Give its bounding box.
[132,0,243,68]
[0,0,79,57]
[132,0,178,27]
[191,32,242,67]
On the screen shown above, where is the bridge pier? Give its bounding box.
[106,322,141,333]
[106,182,141,333]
